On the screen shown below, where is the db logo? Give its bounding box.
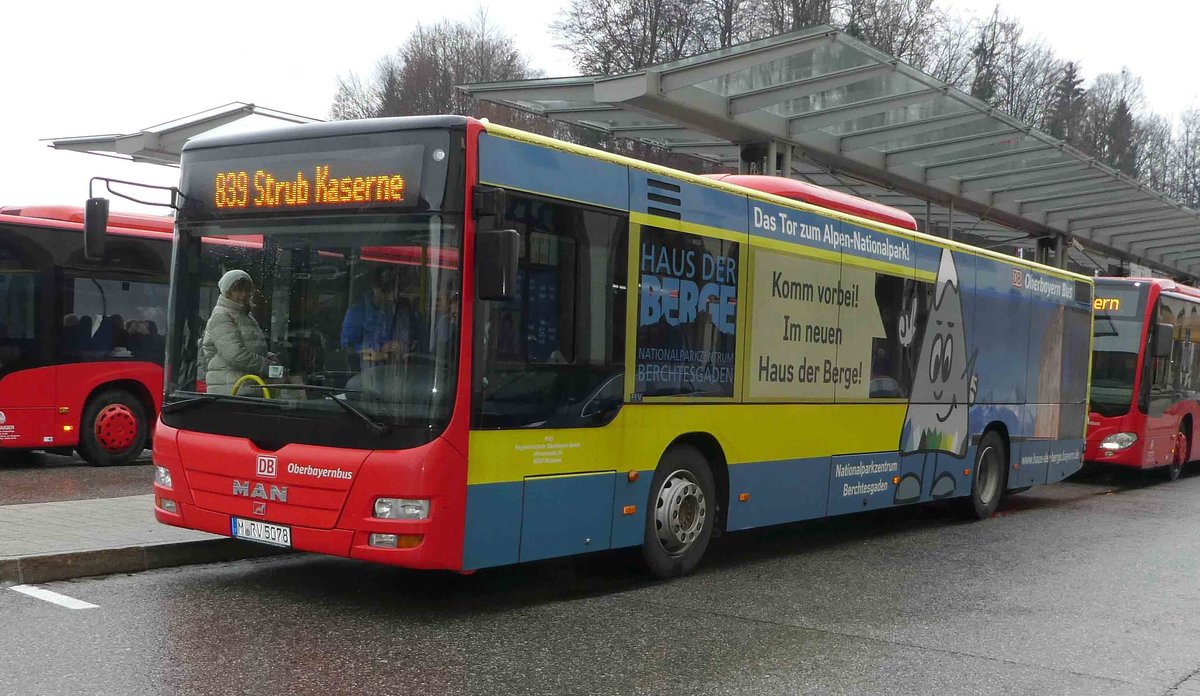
[1011,269,1024,288]
[256,455,278,479]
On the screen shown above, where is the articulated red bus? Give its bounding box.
[143,116,1090,577]
[1087,277,1200,479]
[0,206,171,465]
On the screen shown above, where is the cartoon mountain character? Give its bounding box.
[895,248,978,503]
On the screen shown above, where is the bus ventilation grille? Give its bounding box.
[646,178,682,220]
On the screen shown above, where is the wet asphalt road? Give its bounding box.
[5,468,1200,695]
[0,450,152,505]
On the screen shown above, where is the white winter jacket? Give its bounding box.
[202,295,268,395]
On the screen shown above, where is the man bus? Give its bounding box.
[137,116,1093,577]
[0,206,170,465]
[1087,278,1200,480]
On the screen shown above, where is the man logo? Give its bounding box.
[252,502,267,516]
[256,455,277,478]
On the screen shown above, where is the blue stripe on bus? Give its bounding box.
[629,172,747,232]
[478,134,629,210]
[726,457,830,530]
[464,434,1084,568]
[463,481,523,570]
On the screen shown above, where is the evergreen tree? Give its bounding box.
[1045,61,1085,144]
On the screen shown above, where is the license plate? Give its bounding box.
[231,517,292,547]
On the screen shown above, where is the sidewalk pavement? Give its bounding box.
[0,495,287,586]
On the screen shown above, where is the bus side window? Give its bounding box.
[474,194,627,429]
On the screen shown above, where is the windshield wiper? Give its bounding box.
[161,394,222,413]
[250,383,391,436]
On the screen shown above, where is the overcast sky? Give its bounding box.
[3,0,1195,215]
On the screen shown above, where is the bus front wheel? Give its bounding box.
[642,444,716,579]
[78,389,149,467]
[1164,428,1189,482]
[962,431,1007,519]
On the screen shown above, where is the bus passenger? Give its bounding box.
[202,270,277,395]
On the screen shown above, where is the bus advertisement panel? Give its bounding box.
[149,116,1093,577]
[1087,277,1200,479]
[0,207,170,465]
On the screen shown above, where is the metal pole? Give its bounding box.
[947,200,954,240]
[783,144,793,179]
[1054,234,1066,269]
[925,201,932,235]
[766,140,777,176]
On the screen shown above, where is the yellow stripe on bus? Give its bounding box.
[467,402,908,485]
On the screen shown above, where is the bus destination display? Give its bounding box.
[186,144,425,215]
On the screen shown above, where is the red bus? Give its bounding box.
[0,206,171,465]
[142,116,1090,577]
[1087,277,1200,479]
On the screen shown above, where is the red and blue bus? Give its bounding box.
[141,116,1093,576]
[0,206,170,465]
[1087,277,1200,479]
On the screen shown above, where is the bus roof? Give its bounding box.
[0,205,173,239]
[1101,276,1200,301]
[702,174,918,231]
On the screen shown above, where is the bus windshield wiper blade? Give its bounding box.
[257,383,389,436]
[162,393,271,413]
[161,394,219,413]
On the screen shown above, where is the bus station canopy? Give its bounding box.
[46,102,318,167]
[460,26,1200,279]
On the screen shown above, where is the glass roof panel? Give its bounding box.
[510,99,602,112]
[692,40,873,98]
[765,71,926,118]
[821,98,969,136]
[871,119,1015,152]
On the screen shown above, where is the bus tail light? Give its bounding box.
[1100,432,1138,451]
[374,498,430,520]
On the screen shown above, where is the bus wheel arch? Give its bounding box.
[1165,416,1191,481]
[962,425,1009,519]
[642,435,724,578]
[668,433,729,533]
[77,381,153,466]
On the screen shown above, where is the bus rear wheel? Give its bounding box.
[961,431,1006,519]
[78,389,149,467]
[642,444,716,579]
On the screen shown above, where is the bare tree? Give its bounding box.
[329,9,538,119]
[330,73,378,121]
[1177,110,1200,207]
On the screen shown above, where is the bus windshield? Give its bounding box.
[165,214,461,446]
[1090,284,1146,417]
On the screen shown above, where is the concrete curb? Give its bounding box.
[0,539,292,586]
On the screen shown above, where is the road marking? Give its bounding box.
[9,585,98,610]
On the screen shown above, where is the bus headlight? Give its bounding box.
[374,498,430,520]
[155,466,173,489]
[1100,432,1138,451]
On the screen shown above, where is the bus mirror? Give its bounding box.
[83,197,109,260]
[1154,323,1174,359]
[476,229,520,301]
[473,186,507,219]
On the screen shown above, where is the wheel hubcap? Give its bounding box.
[976,445,1001,505]
[95,404,137,453]
[653,470,707,557]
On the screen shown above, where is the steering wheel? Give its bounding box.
[231,374,272,399]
